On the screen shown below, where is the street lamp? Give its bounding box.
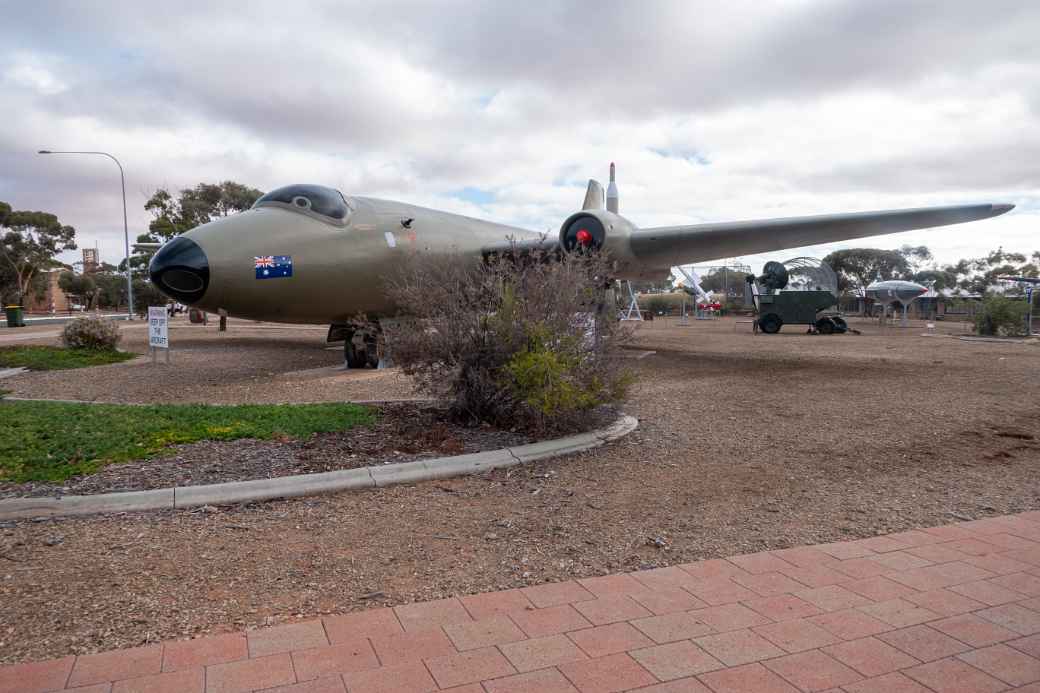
[37,150,134,319]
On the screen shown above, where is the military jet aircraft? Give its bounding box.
[148,165,1013,366]
[864,279,930,306]
[864,278,930,326]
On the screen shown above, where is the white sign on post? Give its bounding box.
[148,306,170,363]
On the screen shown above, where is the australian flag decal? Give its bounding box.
[255,255,293,279]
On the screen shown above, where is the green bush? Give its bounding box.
[385,248,631,432]
[974,296,1029,336]
[502,325,629,423]
[61,316,122,350]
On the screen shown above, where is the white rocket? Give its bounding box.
[606,162,619,213]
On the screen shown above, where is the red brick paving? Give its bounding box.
[443,616,527,652]
[764,649,862,691]
[822,636,920,678]
[498,634,586,672]
[110,667,204,693]
[567,622,654,658]
[508,604,591,639]
[162,633,248,672]
[246,621,328,658]
[630,586,707,615]
[14,512,1040,691]
[205,653,296,693]
[290,639,380,680]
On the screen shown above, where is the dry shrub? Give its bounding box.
[60,316,122,350]
[384,247,632,432]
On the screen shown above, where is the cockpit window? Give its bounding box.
[252,184,352,223]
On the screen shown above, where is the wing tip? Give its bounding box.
[992,203,1015,216]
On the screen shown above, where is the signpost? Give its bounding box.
[148,306,170,364]
[1028,285,1035,336]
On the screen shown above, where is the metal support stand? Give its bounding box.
[620,281,643,321]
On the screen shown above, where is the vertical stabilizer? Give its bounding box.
[582,179,605,210]
[606,162,619,213]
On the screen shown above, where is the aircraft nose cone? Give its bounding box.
[149,236,210,304]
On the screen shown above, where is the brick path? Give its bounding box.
[9,513,1040,692]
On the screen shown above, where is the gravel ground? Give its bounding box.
[0,403,534,498]
[0,318,420,403]
[2,316,1039,665]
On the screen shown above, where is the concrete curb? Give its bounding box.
[0,414,637,521]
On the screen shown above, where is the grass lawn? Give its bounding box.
[0,400,375,483]
[0,345,138,370]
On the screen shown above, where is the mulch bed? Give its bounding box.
[0,402,536,498]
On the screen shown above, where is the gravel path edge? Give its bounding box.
[0,413,638,520]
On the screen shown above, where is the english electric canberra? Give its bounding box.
[149,165,1013,365]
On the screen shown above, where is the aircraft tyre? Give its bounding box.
[344,338,368,369]
[832,316,848,332]
[816,317,835,335]
[759,314,782,334]
[343,328,379,369]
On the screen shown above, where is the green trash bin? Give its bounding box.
[4,305,25,328]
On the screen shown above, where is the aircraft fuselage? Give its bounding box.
[159,196,534,323]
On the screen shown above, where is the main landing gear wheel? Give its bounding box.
[343,326,380,369]
[758,314,783,334]
[816,317,835,335]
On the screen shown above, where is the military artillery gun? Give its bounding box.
[746,258,850,334]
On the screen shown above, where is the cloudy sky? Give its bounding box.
[2,0,1038,273]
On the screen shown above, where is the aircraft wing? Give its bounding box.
[629,203,1013,270]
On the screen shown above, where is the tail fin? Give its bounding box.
[582,179,604,210]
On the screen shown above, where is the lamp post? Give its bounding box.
[37,150,134,319]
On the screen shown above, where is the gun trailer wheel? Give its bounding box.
[759,314,782,334]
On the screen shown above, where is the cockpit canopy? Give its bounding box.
[252,184,352,224]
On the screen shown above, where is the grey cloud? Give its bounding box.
[9,1,1039,152]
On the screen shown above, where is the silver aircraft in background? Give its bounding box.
[148,164,1013,365]
[864,279,929,326]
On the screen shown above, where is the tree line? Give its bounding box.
[822,245,1040,296]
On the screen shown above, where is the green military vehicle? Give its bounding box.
[747,259,849,334]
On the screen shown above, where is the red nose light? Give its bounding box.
[576,229,593,246]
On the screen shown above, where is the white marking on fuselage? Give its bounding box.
[384,231,397,248]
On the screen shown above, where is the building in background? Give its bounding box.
[82,247,100,273]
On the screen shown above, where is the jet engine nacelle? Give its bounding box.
[558,209,638,262]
